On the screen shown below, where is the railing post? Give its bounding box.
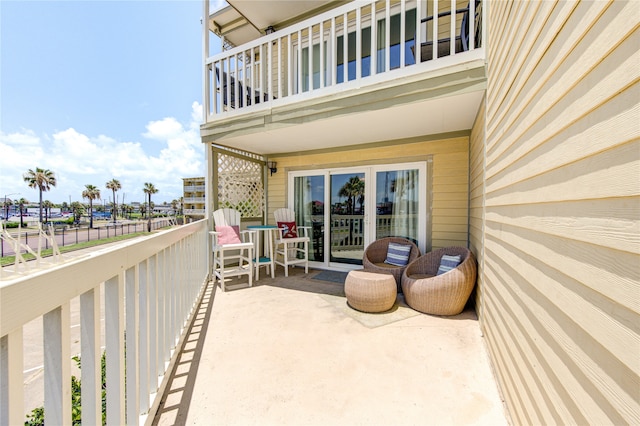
[43,303,71,426]
[319,20,325,89]
[331,17,336,85]
[203,0,210,118]
[416,0,422,64]
[356,7,362,80]
[105,274,125,426]
[470,0,475,49]
[385,0,390,71]
[343,13,348,81]
[268,41,273,102]
[139,259,150,413]
[371,2,377,75]
[400,0,406,68]
[297,29,303,94]
[433,0,438,60]
[307,25,313,92]
[0,329,24,426]
[80,287,102,426]
[125,266,140,425]
[450,0,456,56]
[148,255,159,392]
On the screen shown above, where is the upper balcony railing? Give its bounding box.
[204,0,483,122]
[184,208,206,216]
[0,220,209,425]
[184,196,206,204]
[184,185,205,192]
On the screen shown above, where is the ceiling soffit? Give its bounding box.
[211,0,345,46]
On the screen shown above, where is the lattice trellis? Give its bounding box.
[217,152,264,218]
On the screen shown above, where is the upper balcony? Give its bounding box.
[203,0,485,154]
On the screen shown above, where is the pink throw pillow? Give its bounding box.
[215,225,241,244]
[277,221,298,238]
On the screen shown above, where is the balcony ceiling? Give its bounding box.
[207,89,485,156]
[211,0,341,46]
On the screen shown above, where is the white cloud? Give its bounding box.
[0,102,205,205]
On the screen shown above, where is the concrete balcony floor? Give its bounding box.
[152,267,508,426]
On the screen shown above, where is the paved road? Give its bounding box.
[1,218,174,257]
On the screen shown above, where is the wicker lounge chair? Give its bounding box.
[362,237,420,291]
[401,247,477,315]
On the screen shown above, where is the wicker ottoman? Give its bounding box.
[345,270,397,313]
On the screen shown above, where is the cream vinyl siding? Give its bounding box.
[266,135,470,249]
[484,1,639,424]
[469,96,485,321]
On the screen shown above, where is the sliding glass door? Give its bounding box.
[330,172,366,264]
[289,162,426,269]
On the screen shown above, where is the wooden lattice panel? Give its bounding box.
[217,153,264,218]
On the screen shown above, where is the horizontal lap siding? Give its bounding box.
[485,1,640,424]
[266,136,469,249]
[432,147,470,248]
[469,97,485,324]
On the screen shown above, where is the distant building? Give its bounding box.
[153,204,173,215]
[183,177,205,221]
[0,197,18,219]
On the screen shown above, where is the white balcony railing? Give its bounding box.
[184,196,206,204]
[184,208,206,216]
[0,220,209,425]
[184,185,205,192]
[205,0,483,122]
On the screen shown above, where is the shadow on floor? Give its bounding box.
[151,282,215,425]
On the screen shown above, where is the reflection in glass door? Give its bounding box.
[375,169,419,244]
[330,172,365,265]
[293,175,325,262]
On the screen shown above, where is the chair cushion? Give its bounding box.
[277,221,298,238]
[436,254,462,275]
[216,225,241,244]
[384,242,412,266]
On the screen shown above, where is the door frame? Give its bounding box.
[288,161,427,270]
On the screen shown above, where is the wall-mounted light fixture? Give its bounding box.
[266,161,277,176]
[265,26,275,35]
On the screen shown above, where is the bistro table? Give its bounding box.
[246,225,277,280]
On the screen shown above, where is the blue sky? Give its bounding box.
[1,0,225,206]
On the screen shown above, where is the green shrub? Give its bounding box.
[25,352,106,426]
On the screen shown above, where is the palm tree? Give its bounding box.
[2,198,13,221]
[23,167,57,223]
[42,200,53,223]
[106,179,121,224]
[17,198,28,227]
[82,185,101,229]
[143,182,158,232]
[338,176,365,244]
[171,199,182,217]
[70,201,84,225]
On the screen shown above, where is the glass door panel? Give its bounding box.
[375,169,419,244]
[294,175,325,262]
[330,172,365,265]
